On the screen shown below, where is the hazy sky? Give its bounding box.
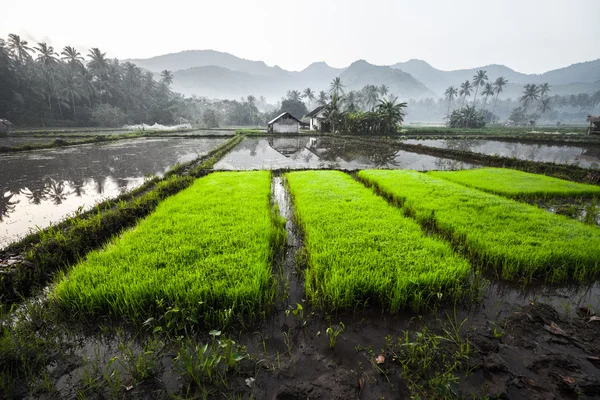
[2,0,599,73]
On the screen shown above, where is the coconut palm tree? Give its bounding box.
[444,86,458,119]
[379,84,389,99]
[324,93,343,134]
[160,69,173,86]
[317,90,328,106]
[7,34,32,64]
[539,82,551,98]
[87,48,109,77]
[77,68,97,107]
[58,67,83,116]
[329,77,344,97]
[303,87,315,110]
[375,97,407,134]
[459,80,472,108]
[364,85,380,110]
[481,82,495,110]
[539,97,551,115]
[61,46,84,69]
[520,84,541,111]
[491,76,508,123]
[344,90,359,113]
[471,70,488,109]
[286,90,302,102]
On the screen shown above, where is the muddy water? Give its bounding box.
[214,137,477,170]
[0,137,227,248]
[1,137,80,147]
[404,138,600,169]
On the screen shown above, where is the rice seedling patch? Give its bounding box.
[358,170,600,283]
[429,168,600,199]
[53,171,275,326]
[285,170,471,312]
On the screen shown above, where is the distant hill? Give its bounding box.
[392,59,600,97]
[128,49,600,101]
[340,60,434,98]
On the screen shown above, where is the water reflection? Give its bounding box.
[214,137,477,171]
[0,137,227,248]
[404,139,600,169]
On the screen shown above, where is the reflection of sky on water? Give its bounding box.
[0,137,227,248]
[404,139,600,169]
[214,137,476,171]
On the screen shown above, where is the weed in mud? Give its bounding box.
[286,170,472,312]
[429,168,600,199]
[54,171,277,328]
[285,302,313,329]
[326,321,345,349]
[359,170,600,283]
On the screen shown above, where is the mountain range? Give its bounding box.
[127,50,600,102]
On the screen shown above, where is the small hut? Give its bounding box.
[305,105,327,131]
[587,115,600,135]
[268,112,301,134]
[0,119,12,137]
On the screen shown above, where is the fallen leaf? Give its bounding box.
[561,375,576,385]
[589,316,600,323]
[359,377,365,391]
[375,354,385,364]
[543,322,568,337]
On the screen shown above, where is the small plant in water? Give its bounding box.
[326,322,345,349]
[285,302,313,328]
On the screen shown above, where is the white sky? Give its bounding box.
[2,0,599,73]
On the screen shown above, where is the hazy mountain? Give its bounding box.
[392,59,600,97]
[129,49,599,101]
[128,49,291,78]
[340,60,434,98]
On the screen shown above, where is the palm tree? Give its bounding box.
[379,84,389,99]
[58,66,83,116]
[324,93,342,133]
[34,43,63,117]
[471,70,488,108]
[520,84,541,111]
[444,86,458,119]
[286,90,302,102]
[329,77,344,97]
[539,82,551,98]
[61,46,84,69]
[459,80,472,108]
[491,76,508,123]
[539,97,551,115]
[303,87,315,110]
[375,97,407,134]
[87,48,109,77]
[344,90,359,113]
[7,34,32,64]
[364,85,380,110]
[160,69,173,86]
[77,68,97,107]
[481,82,495,110]
[317,90,328,106]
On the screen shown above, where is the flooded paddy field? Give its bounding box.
[2,138,600,399]
[404,138,600,169]
[0,137,227,248]
[214,137,477,170]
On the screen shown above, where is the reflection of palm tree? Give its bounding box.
[0,192,20,222]
[70,179,86,197]
[46,180,68,204]
[94,177,105,195]
[21,186,48,204]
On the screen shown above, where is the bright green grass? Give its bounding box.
[286,171,471,312]
[54,171,275,325]
[429,168,600,199]
[358,170,600,283]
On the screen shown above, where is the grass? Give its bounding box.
[285,171,472,312]
[53,171,277,326]
[358,170,600,283]
[428,168,600,199]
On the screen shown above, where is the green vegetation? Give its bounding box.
[286,171,471,311]
[0,135,244,305]
[358,170,600,282]
[429,168,600,199]
[54,171,276,326]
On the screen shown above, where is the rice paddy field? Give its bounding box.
[358,170,600,282]
[2,132,600,400]
[54,171,276,325]
[429,167,600,199]
[285,170,471,311]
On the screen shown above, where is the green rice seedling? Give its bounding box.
[429,168,600,199]
[286,171,471,312]
[358,170,600,283]
[53,171,275,327]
